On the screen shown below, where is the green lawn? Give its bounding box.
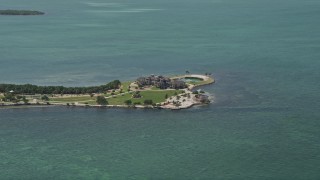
[106,93,132,105]
[150,86,161,90]
[86,101,99,105]
[50,96,94,102]
[121,81,132,91]
[107,90,184,105]
[49,89,184,106]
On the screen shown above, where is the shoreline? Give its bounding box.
[1,74,215,110]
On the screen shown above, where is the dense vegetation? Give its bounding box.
[0,10,45,15]
[1,93,29,103]
[96,96,108,105]
[0,80,121,94]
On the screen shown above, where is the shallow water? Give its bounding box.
[1,0,320,179]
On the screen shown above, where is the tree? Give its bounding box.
[124,99,132,105]
[132,91,142,98]
[96,96,108,105]
[2,93,16,102]
[22,96,29,104]
[0,80,121,95]
[41,95,49,101]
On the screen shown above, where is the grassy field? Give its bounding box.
[106,93,132,105]
[150,86,161,90]
[121,81,132,91]
[50,96,94,102]
[49,89,184,106]
[107,90,184,105]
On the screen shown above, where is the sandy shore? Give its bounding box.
[161,74,214,109]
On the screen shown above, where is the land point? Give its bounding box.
[0,10,45,15]
[0,74,214,110]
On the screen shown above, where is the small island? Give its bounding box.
[0,10,45,15]
[0,73,215,110]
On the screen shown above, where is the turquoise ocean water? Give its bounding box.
[1,0,320,179]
